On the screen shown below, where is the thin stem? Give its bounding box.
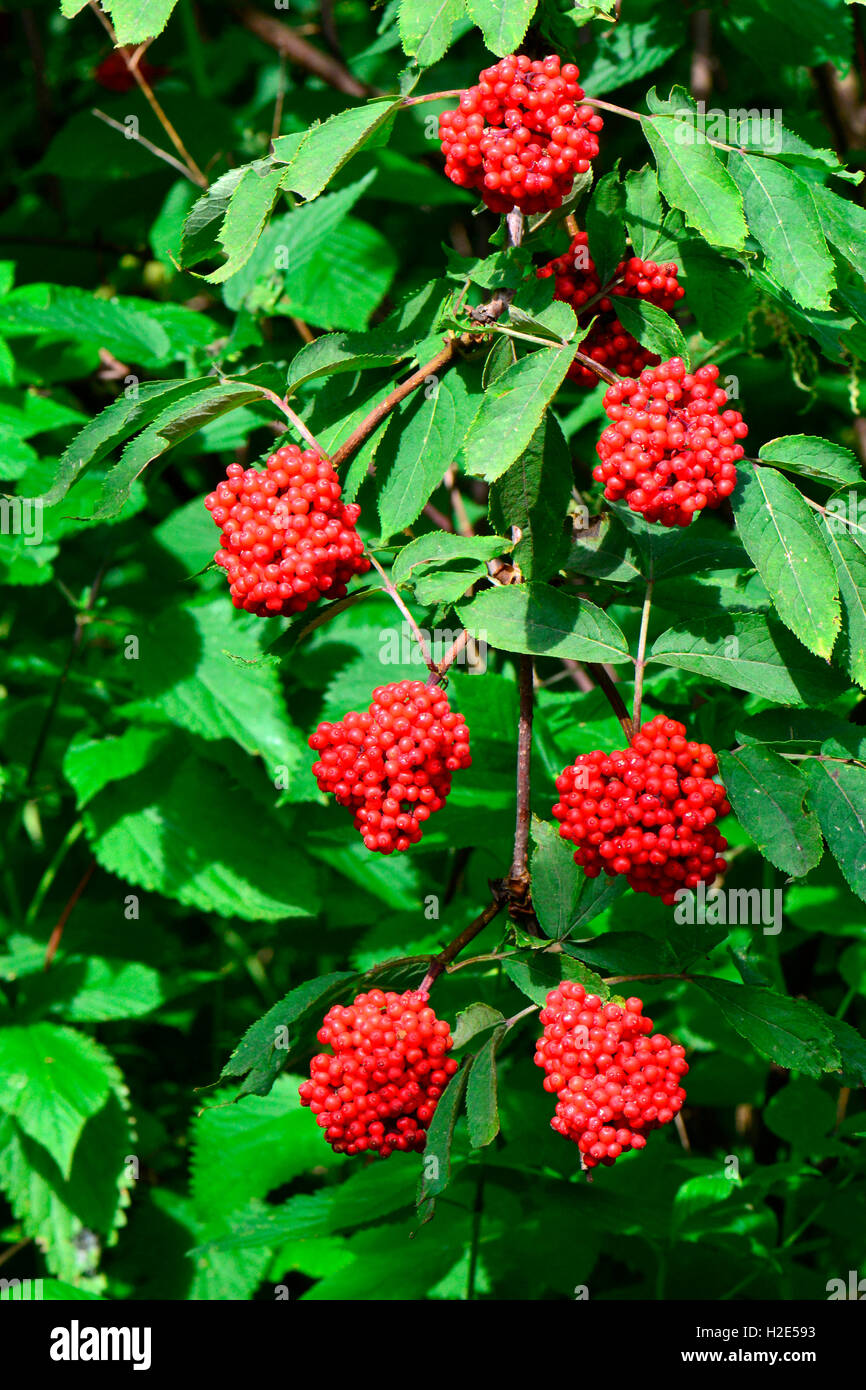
[584,663,635,741]
[401,88,464,107]
[426,629,472,688]
[632,576,655,727]
[420,895,506,993]
[25,821,84,927]
[238,5,373,98]
[251,384,331,457]
[331,342,456,468]
[602,972,691,986]
[44,859,97,970]
[92,108,202,185]
[509,656,534,886]
[504,1003,539,1029]
[365,552,438,676]
[89,2,208,186]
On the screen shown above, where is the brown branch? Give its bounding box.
[92,108,202,185]
[509,655,535,889]
[426,628,472,688]
[89,3,208,186]
[420,893,506,994]
[237,5,372,98]
[44,859,97,970]
[585,663,635,741]
[331,342,457,468]
[366,552,438,676]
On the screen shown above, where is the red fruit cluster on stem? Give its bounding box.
[537,231,685,387]
[299,988,459,1156]
[535,982,688,1167]
[309,681,472,853]
[595,357,748,527]
[204,444,370,616]
[439,54,603,214]
[552,713,730,905]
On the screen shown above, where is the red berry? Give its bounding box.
[204,443,370,615]
[534,980,688,1167]
[552,713,730,904]
[594,357,747,527]
[299,988,459,1157]
[309,680,472,853]
[537,233,686,388]
[439,54,603,214]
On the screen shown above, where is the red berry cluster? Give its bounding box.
[439,55,603,214]
[538,232,685,387]
[204,444,370,616]
[595,357,748,527]
[534,982,688,1167]
[552,714,730,905]
[309,681,472,853]
[299,988,459,1157]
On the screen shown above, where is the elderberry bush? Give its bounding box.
[0,0,865,1309]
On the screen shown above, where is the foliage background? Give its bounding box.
[0,0,865,1302]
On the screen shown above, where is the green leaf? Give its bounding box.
[812,184,866,281]
[64,727,170,809]
[457,583,630,664]
[728,151,834,309]
[679,241,754,341]
[377,373,475,540]
[181,168,246,267]
[286,332,413,396]
[717,746,823,879]
[0,285,171,368]
[204,161,287,284]
[650,612,848,707]
[823,524,866,689]
[612,295,689,365]
[578,21,679,96]
[694,978,840,1078]
[624,165,663,260]
[0,1025,114,1178]
[452,1003,506,1048]
[392,533,510,585]
[221,973,356,1097]
[274,99,401,202]
[460,345,577,483]
[805,758,866,903]
[758,435,862,488]
[465,0,536,54]
[641,115,747,251]
[733,462,840,659]
[399,0,467,66]
[107,0,179,44]
[530,819,626,940]
[466,1026,506,1148]
[586,167,626,283]
[488,411,573,582]
[764,1079,836,1146]
[417,1065,469,1207]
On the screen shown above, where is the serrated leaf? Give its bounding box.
[734,462,840,658]
[0,1025,114,1178]
[204,162,286,285]
[392,533,510,584]
[452,1003,506,1048]
[759,435,862,488]
[823,524,866,689]
[274,99,400,202]
[728,151,834,309]
[812,183,866,281]
[107,0,179,44]
[221,974,356,1097]
[457,583,630,664]
[805,758,866,903]
[695,978,840,1077]
[417,1065,468,1207]
[613,296,688,364]
[460,345,577,482]
[488,411,573,582]
[586,167,626,284]
[624,165,663,260]
[650,612,848,707]
[466,1026,505,1148]
[717,745,823,878]
[377,372,476,540]
[678,240,754,341]
[466,0,536,54]
[641,115,747,251]
[530,818,583,940]
[181,168,246,267]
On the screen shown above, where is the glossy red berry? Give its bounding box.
[595,357,748,527]
[309,680,472,853]
[439,54,603,214]
[299,988,459,1157]
[534,981,688,1167]
[552,713,730,905]
[537,233,685,387]
[204,443,370,616]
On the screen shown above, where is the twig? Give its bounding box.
[92,108,202,185]
[419,894,506,994]
[237,5,372,98]
[366,552,438,675]
[584,663,635,741]
[250,384,330,457]
[426,629,472,688]
[509,655,534,887]
[89,3,208,186]
[632,576,654,727]
[401,89,464,107]
[331,342,457,468]
[44,859,97,970]
[602,972,692,985]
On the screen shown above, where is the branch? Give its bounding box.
[331,341,457,468]
[509,655,535,888]
[249,384,331,458]
[365,551,438,676]
[426,628,472,688]
[92,108,202,186]
[237,4,372,98]
[632,576,654,728]
[419,893,506,994]
[44,859,97,970]
[585,663,636,741]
